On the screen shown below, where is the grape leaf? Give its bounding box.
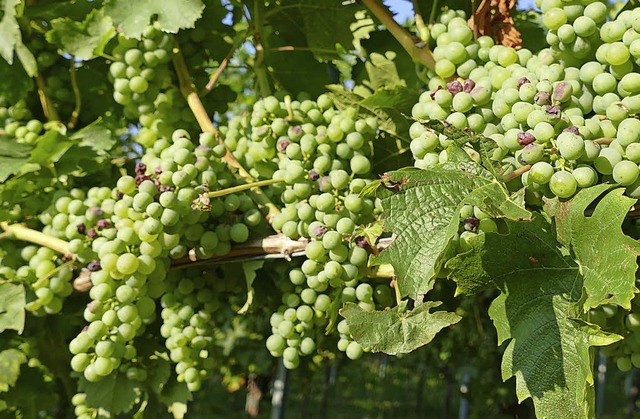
[158,378,191,419]
[79,371,141,414]
[449,216,621,418]
[0,349,27,392]
[545,185,640,310]
[70,119,115,152]
[372,148,530,298]
[364,52,404,90]
[29,131,75,166]
[341,301,461,355]
[46,9,115,60]
[0,157,29,183]
[237,260,265,314]
[0,54,33,103]
[104,0,205,39]
[0,0,21,64]
[0,283,25,333]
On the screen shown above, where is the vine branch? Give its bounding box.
[208,178,284,198]
[502,164,531,183]
[171,42,280,221]
[361,0,435,68]
[0,222,72,259]
[67,60,81,129]
[200,43,236,97]
[35,74,59,122]
[252,0,272,97]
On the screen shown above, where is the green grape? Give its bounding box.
[549,171,577,198]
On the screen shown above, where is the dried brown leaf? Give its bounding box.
[468,0,522,49]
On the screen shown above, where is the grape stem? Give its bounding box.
[200,43,237,97]
[171,41,281,221]
[33,260,74,289]
[502,164,531,183]
[252,0,272,97]
[35,74,60,122]
[361,0,435,68]
[0,222,72,259]
[207,178,284,198]
[593,137,615,145]
[67,60,81,129]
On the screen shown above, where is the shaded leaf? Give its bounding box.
[70,119,116,152]
[80,371,141,414]
[46,9,115,60]
[545,185,640,309]
[0,56,33,104]
[341,301,461,354]
[0,282,25,333]
[0,349,27,392]
[29,131,75,166]
[237,261,264,314]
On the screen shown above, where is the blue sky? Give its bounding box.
[385,0,538,22]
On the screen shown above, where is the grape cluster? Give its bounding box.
[412,5,640,203]
[539,0,608,66]
[109,25,196,146]
[416,4,640,372]
[216,94,397,367]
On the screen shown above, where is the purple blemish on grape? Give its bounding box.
[318,176,332,192]
[116,191,124,199]
[429,85,442,100]
[312,225,327,238]
[517,132,536,146]
[135,173,151,185]
[517,77,531,88]
[159,185,172,193]
[77,223,86,234]
[155,167,163,175]
[447,80,463,95]
[563,126,579,135]
[463,79,476,93]
[88,207,103,217]
[309,170,320,181]
[96,219,111,229]
[552,81,572,103]
[289,125,302,136]
[87,300,100,312]
[276,137,291,152]
[545,105,561,119]
[463,217,480,232]
[87,260,101,272]
[87,228,98,239]
[534,91,551,106]
[135,162,147,175]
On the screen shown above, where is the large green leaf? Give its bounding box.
[372,148,530,298]
[0,52,33,103]
[79,371,141,414]
[0,349,27,392]
[0,283,25,334]
[29,131,75,166]
[104,0,205,39]
[545,185,640,310]
[341,301,460,355]
[449,217,621,418]
[46,9,115,60]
